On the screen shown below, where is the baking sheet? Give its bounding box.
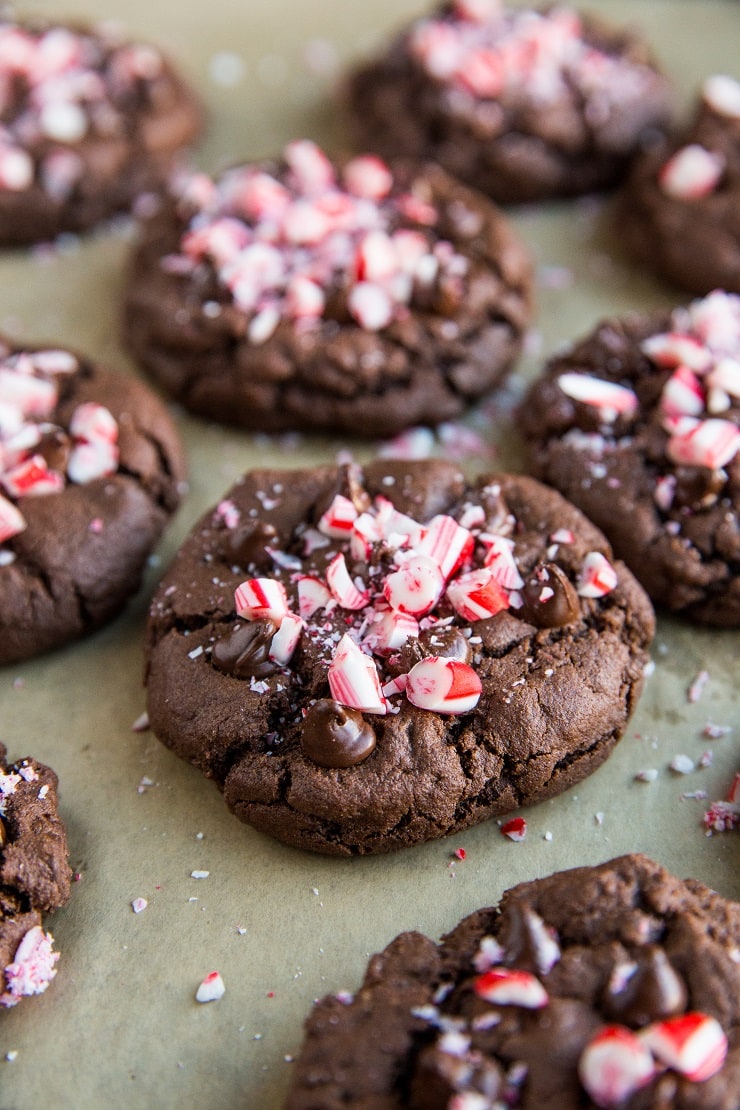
[1,1,738,1106]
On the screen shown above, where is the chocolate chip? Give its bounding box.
[0,815,6,848]
[673,466,725,510]
[389,625,471,677]
[301,699,376,768]
[36,428,71,473]
[211,620,278,679]
[225,521,278,570]
[518,562,580,628]
[604,946,688,1026]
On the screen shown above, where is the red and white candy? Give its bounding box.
[417,514,474,579]
[447,567,509,621]
[327,634,386,714]
[640,1012,728,1082]
[405,656,481,714]
[579,1025,656,1109]
[234,578,291,624]
[473,967,549,1009]
[667,418,740,470]
[558,372,639,422]
[318,494,359,538]
[383,554,445,616]
[268,612,303,666]
[326,552,369,610]
[296,575,332,619]
[659,145,725,200]
[0,492,26,542]
[577,551,618,598]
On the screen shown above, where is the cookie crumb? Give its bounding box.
[191,870,209,880]
[687,669,709,703]
[670,754,695,774]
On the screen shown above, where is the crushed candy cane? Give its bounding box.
[0,345,118,548]
[221,473,617,722]
[703,771,740,834]
[171,140,468,341]
[195,971,225,1004]
[408,3,662,115]
[500,816,527,841]
[0,926,59,1007]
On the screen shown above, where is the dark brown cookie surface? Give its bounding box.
[285,854,740,1109]
[618,75,740,294]
[122,141,532,437]
[0,743,71,1008]
[346,2,673,205]
[144,459,654,856]
[0,15,202,244]
[519,290,740,626]
[0,340,185,664]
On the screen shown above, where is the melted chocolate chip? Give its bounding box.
[498,900,560,975]
[673,466,725,510]
[211,620,278,679]
[36,428,71,473]
[518,562,580,628]
[225,520,278,570]
[604,946,688,1026]
[301,699,376,768]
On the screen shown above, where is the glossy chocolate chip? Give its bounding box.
[604,946,688,1026]
[225,520,278,570]
[673,465,725,510]
[518,562,580,628]
[36,428,71,473]
[211,620,278,679]
[301,699,376,768]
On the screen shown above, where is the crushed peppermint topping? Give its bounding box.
[703,771,740,834]
[0,347,118,546]
[0,926,59,1007]
[195,970,225,1003]
[171,140,467,340]
[0,20,166,198]
[225,476,612,719]
[408,4,660,109]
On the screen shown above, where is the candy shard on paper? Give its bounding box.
[195,971,225,1003]
[640,1012,728,1082]
[579,1025,655,1108]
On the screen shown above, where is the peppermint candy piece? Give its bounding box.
[66,439,118,484]
[640,1012,728,1082]
[660,365,705,418]
[446,567,509,621]
[405,656,481,714]
[703,74,740,119]
[347,282,394,331]
[296,575,331,620]
[579,1025,655,1109]
[0,493,26,542]
[641,331,713,373]
[318,494,359,538]
[383,554,445,616]
[417,515,474,580]
[328,633,387,715]
[667,418,740,470]
[577,552,618,599]
[0,366,58,419]
[326,552,369,610]
[2,455,64,498]
[473,967,548,1009]
[234,578,291,625]
[342,154,393,200]
[558,372,639,423]
[0,145,33,191]
[268,613,303,666]
[364,608,419,655]
[195,971,225,1004]
[659,145,724,200]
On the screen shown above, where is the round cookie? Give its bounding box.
[345,1,673,205]
[1,743,71,1008]
[144,459,654,856]
[518,289,740,626]
[0,339,185,664]
[122,140,532,437]
[618,75,740,294]
[285,854,740,1109]
[0,14,202,244]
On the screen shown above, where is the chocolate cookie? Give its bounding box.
[345,2,673,205]
[1,743,71,1008]
[618,75,740,294]
[0,15,202,244]
[0,339,185,663]
[144,459,654,856]
[122,141,532,436]
[519,290,740,626]
[286,854,740,1109]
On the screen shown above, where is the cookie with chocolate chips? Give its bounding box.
[144,459,654,856]
[0,743,72,1008]
[0,15,202,244]
[519,290,740,626]
[617,75,740,294]
[345,2,673,205]
[286,854,740,1109]
[0,338,185,664]
[122,140,532,437]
